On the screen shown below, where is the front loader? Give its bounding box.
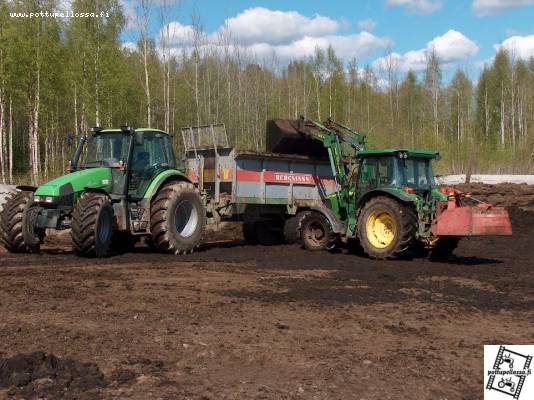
[0,127,205,257]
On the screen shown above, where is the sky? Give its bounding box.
[121,0,534,79]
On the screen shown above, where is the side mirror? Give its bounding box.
[67,132,75,145]
[135,132,144,146]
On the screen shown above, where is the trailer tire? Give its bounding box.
[300,211,336,251]
[0,191,44,253]
[71,192,114,257]
[283,211,309,244]
[256,221,284,245]
[357,196,416,259]
[242,221,259,245]
[150,182,205,255]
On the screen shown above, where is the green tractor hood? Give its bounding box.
[35,168,113,198]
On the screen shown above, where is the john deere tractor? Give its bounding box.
[0,127,205,257]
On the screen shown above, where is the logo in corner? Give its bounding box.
[485,345,533,399]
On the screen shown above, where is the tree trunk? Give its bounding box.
[0,89,5,184]
[8,97,13,183]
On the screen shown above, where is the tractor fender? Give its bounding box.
[356,189,416,214]
[143,169,192,202]
[308,205,345,234]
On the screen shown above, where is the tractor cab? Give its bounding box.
[73,127,177,199]
[356,149,441,200]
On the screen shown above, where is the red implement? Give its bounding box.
[432,191,512,236]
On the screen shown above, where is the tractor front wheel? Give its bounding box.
[71,192,115,257]
[150,182,205,254]
[0,191,44,253]
[300,211,336,251]
[357,196,416,259]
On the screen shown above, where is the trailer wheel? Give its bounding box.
[429,237,460,260]
[242,222,259,245]
[283,211,309,244]
[150,182,205,254]
[300,212,336,251]
[0,191,44,253]
[256,221,284,245]
[357,196,416,259]
[71,192,115,257]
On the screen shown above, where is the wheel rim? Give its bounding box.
[175,200,198,238]
[366,208,397,249]
[306,221,326,245]
[97,210,111,243]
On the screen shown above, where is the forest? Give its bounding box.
[0,0,533,185]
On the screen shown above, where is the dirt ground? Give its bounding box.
[0,184,533,400]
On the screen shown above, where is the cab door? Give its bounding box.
[128,132,175,200]
[356,157,378,200]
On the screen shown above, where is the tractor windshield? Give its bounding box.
[84,133,130,168]
[401,158,435,190]
[358,156,436,191]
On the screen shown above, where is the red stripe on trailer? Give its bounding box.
[236,169,336,187]
[236,170,262,182]
[265,171,314,185]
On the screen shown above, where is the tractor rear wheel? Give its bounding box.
[150,182,205,254]
[357,196,416,259]
[0,191,44,253]
[71,192,115,257]
[300,211,336,251]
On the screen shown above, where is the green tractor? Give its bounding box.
[0,127,205,257]
[277,118,513,259]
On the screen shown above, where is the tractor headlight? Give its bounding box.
[34,195,57,204]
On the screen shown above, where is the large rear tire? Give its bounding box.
[357,196,416,259]
[300,211,336,251]
[71,192,115,257]
[0,191,44,253]
[150,182,205,254]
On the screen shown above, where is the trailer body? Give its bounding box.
[185,147,338,217]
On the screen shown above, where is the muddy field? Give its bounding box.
[0,184,533,400]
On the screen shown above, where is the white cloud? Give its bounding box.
[427,29,479,62]
[472,0,534,16]
[385,0,443,14]
[156,8,392,65]
[495,35,534,59]
[373,30,479,72]
[358,18,377,31]
[121,0,138,30]
[160,21,196,46]
[222,7,340,45]
[121,42,137,52]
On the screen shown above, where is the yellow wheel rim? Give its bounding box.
[366,208,397,249]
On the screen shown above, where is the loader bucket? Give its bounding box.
[432,203,512,236]
[266,119,327,157]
